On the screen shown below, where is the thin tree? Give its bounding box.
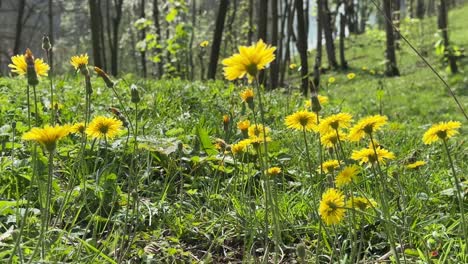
[13,0,26,55]
[383,0,400,76]
[109,0,123,76]
[339,12,348,69]
[312,0,323,91]
[89,0,103,68]
[248,0,254,44]
[153,0,163,78]
[295,0,309,95]
[322,0,338,69]
[48,0,54,70]
[257,0,268,85]
[438,0,457,73]
[269,0,279,89]
[208,0,230,79]
[140,0,147,78]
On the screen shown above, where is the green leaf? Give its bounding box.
[196,123,217,156]
[166,8,178,22]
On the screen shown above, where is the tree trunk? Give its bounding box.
[383,0,400,76]
[339,13,348,69]
[416,0,425,18]
[438,0,457,73]
[99,3,107,71]
[322,0,338,69]
[269,0,279,89]
[48,0,54,71]
[295,0,309,96]
[280,0,295,86]
[393,0,401,47]
[208,0,230,79]
[189,0,196,80]
[110,0,123,76]
[13,0,26,55]
[312,0,323,92]
[140,0,147,78]
[278,0,292,87]
[248,0,254,44]
[89,0,103,68]
[153,0,163,78]
[257,0,268,85]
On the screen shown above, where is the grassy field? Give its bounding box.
[0,4,467,264]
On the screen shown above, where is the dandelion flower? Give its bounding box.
[86,116,123,139]
[351,146,395,165]
[304,95,328,109]
[289,63,298,70]
[319,188,346,225]
[231,139,251,155]
[406,160,427,169]
[70,54,89,70]
[284,111,318,131]
[9,53,49,77]
[240,88,254,102]
[266,167,282,176]
[347,197,377,210]
[321,131,347,148]
[347,73,356,80]
[222,39,276,82]
[199,40,209,48]
[422,121,461,145]
[335,165,359,187]
[328,76,336,84]
[248,124,270,138]
[320,159,340,173]
[71,122,86,134]
[22,125,71,152]
[237,120,250,131]
[319,113,353,134]
[361,66,368,71]
[348,115,388,141]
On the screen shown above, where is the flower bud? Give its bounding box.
[94,67,115,88]
[310,95,322,113]
[42,35,52,52]
[25,49,39,86]
[130,84,141,104]
[296,243,306,260]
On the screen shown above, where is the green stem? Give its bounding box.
[442,139,468,250]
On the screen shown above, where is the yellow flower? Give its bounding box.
[318,113,353,134]
[320,159,340,173]
[347,197,377,211]
[319,188,346,225]
[231,139,251,155]
[71,122,86,134]
[289,63,298,70]
[348,115,388,141]
[200,40,209,48]
[422,121,461,144]
[284,111,318,132]
[248,124,270,138]
[22,124,71,152]
[406,160,427,169]
[237,120,250,131]
[9,53,49,77]
[249,135,272,147]
[328,76,336,84]
[223,115,230,124]
[240,88,254,102]
[304,95,329,109]
[351,146,395,165]
[86,116,123,139]
[222,39,276,82]
[266,167,282,176]
[347,73,356,80]
[361,66,368,71]
[321,131,347,148]
[335,165,359,187]
[70,54,89,70]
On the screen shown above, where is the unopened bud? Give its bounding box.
[310,95,322,113]
[296,243,306,260]
[94,67,115,88]
[42,35,52,52]
[223,115,230,132]
[25,49,39,86]
[109,107,129,128]
[130,84,141,104]
[85,76,93,95]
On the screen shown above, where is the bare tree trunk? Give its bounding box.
[339,13,348,69]
[269,0,279,89]
[322,0,338,69]
[295,0,309,96]
[153,0,163,78]
[110,0,123,76]
[393,0,401,48]
[99,3,107,71]
[208,0,230,79]
[89,0,103,68]
[312,0,323,91]
[383,0,400,76]
[438,0,457,73]
[416,0,425,18]
[257,0,268,85]
[48,0,54,71]
[140,0,147,78]
[248,0,254,44]
[13,0,26,55]
[278,0,292,87]
[280,0,295,86]
[189,0,196,80]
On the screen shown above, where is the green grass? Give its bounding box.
[0,4,467,264]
